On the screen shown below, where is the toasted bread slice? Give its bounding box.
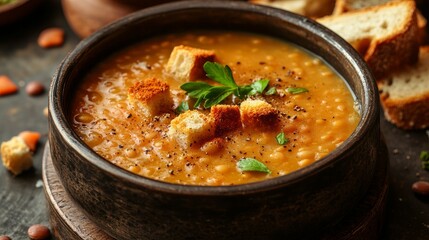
[166,45,216,82]
[333,0,391,14]
[378,46,429,129]
[128,78,173,117]
[318,1,420,79]
[249,0,335,18]
[332,0,427,44]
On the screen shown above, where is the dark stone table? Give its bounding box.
[0,0,428,239]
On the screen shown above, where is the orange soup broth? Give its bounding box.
[71,31,360,186]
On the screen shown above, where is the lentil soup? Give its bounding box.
[70,31,360,186]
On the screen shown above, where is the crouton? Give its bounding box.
[1,136,33,175]
[128,78,173,117]
[210,105,242,136]
[240,99,279,129]
[166,45,216,81]
[168,110,215,148]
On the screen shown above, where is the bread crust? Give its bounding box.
[318,1,420,79]
[378,46,429,129]
[380,91,429,129]
[365,2,419,79]
[210,105,242,136]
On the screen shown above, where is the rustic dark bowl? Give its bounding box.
[0,0,43,26]
[48,1,381,239]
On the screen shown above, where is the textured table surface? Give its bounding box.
[1,1,429,239]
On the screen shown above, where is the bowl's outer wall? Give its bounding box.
[49,1,380,239]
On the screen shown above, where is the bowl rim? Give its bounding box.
[49,0,379,196]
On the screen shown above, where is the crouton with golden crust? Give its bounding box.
[1,136,33,175]
[240,99,279,129]
[210,105,242,136]
[166,45,216,81]
[168,110,215,148]
[128,78,173,117]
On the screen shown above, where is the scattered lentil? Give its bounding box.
[25,81,45,96]
[412,181,429,196]
[27,224,50,240]
[38,28,65,48]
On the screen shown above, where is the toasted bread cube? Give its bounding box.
[1,136,33,175]
[168,110,215,148]
[166,45,216,81]
[210,105,242,136]
[128,78,173,117]
[240,99,279,129]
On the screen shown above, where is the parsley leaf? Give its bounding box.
[204,62,237,88]
[249,79,270,95]
[276,132,289,145]
[180,61,274,108]
[175,101,189,114]
[265,87,277,95]
[237,158,271,174]
[287,87,308,94]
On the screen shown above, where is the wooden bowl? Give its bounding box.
[48,1,382,239]
[0,0,43,26]
[61,0,244,38]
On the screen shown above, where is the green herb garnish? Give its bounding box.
[276,132,289,145]
[237,158,271,174]
[421,151,429,170]
[287,87,308,94]
[175,101,189,114]
[180,62,272,108]
[249,79,270,95]
[265,87,277,95]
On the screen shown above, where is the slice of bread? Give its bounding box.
[333,0,391,14]
[318,1,420,79]
[332,0,427,44]
[249,0,335,18]
[378,46,429,129]
[166,45,216,82]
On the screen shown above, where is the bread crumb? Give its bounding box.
[43,107,49,117]
[1,137,33,175]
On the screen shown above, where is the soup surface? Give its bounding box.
[71,31,360,185]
